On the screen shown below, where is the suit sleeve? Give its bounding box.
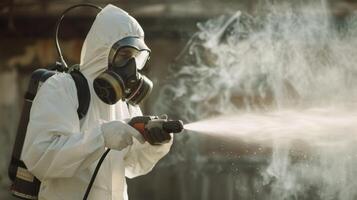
[124,139,173,178]
[22,73,106,181]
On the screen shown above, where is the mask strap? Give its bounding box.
[55,4,102,69]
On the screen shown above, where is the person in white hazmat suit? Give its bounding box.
[22,4,172,200]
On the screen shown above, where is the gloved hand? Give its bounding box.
[146,127,172,145]
[146,115,172,145]
[101,121,145,150]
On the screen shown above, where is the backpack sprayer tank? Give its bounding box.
[8,69,57,199]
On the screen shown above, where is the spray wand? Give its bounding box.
[128,115,184,144]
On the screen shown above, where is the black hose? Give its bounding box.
[54,3,102,69]
[83,148,111,200]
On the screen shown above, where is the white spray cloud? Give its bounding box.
[154,0,357,199]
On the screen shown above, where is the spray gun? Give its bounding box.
[128,115,184,144]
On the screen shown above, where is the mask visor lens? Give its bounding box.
[136,50,150,70]
[113,47,140,67]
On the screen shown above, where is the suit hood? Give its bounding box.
[80,4,144,80]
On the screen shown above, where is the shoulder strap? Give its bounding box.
[70,70,90,119]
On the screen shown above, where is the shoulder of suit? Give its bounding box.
[42,72,77,95]
[45,72,74,87]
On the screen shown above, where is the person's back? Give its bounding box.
[22,5,173,200]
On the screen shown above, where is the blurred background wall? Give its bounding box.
[0,0,356,199]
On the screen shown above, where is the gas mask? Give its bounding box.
[93,36,153,105]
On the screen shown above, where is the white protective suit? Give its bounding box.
[22,4,172,200]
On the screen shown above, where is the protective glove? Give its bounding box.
[146,127,172,145]
[146,115,172,145]
[101,120,145,150]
